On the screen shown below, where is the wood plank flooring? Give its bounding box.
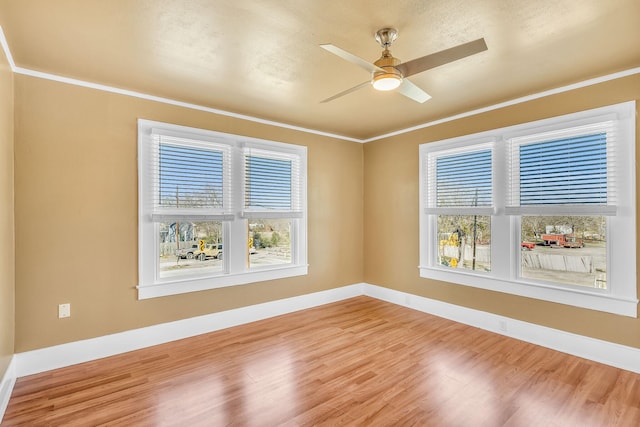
[3,296,640,426]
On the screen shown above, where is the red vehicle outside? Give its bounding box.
[541,233,584,248]
[521,242,536,250]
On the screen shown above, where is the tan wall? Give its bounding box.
[13,75,363,352]
[12,68,639,355]
[0,42,14,374]
[364,74,640,348]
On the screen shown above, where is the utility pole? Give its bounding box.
[175,185,180,250]
[472,189,478,271]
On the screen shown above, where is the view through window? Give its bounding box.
[520,216,606,288]
[249,219,292,267]
[437,215,491,271]
[159,221,224,278]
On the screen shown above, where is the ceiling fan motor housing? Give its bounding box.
[374,51,402,72]
[372,49,403,90]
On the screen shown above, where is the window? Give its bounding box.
[138,120,307,299]
[243,147,302,269]
[420,102,637,316]
[425,142,494,272]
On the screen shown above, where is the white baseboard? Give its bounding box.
[14,284,364,378]
[9,281,640,391]
[363,284,640,374]
[0,355,16,423]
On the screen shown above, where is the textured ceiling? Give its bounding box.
[1,0,639,140]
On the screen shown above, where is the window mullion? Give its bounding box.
[492,140,511,279]
[227,145,247,274]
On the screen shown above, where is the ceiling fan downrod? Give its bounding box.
[374,28,398,48]
[372,28,403,91]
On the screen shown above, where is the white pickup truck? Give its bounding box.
[176,242,222,260]
[175,244,199,259]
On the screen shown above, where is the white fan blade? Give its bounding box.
[397,79,431,103]
[320,44,384,74]
[320,81,370,103]
[397,38,487,78]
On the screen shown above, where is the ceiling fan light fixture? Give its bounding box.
[320,26,486,103]
[372,71,402,91]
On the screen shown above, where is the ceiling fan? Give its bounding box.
[320,28,487,103]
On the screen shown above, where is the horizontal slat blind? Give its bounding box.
[506,121,616,215]
[150,213,235,222]
[425,143,493,214]
[151,134,232,220]
[242,147,302,218]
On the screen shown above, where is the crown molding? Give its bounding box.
[362,67,640,142]
[1,25,639,144]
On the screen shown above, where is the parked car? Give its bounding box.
[176,244,199,259]
[521,242,536,250]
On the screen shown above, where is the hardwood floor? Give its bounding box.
[3,296,640,426]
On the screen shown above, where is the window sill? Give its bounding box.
[419,266,638,317]
[138,265,308,299]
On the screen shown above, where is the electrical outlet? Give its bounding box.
[499,320,507,332]
[58,303,71,318]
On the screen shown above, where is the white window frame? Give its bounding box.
[419,101,637,317]
[138,119,307,299]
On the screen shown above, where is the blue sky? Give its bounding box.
[159,143,224,207]
[519,132,607,205]
[159,143,292,210]
[436,149,492,207]
[435,132,608,207]
[245,155,292,209]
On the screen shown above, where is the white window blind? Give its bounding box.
[506,121,617,216]
[150,133,233,221]
[242,147,303,219]
[425,142,494,215]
